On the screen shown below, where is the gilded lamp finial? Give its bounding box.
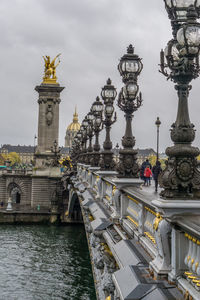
[42,53,61,84]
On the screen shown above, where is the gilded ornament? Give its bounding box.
[42,53,61,84]
[153,213,163,231]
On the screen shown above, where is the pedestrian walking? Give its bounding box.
[152,160,162,192]
[144,166,152,186]
[140,159,152,185]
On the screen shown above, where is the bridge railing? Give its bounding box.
[77,163,158,258]
[74,163,200,299]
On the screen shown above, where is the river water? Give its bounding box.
[0,225,96,300]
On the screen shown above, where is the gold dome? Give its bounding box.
[67,107,80,131]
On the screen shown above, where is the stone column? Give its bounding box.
[34,83,64,168]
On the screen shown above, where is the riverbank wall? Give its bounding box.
[0,210,60,224]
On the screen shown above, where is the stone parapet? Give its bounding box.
[66,163,189,299]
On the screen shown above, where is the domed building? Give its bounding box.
[65,108,80,148]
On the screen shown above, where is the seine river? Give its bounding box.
[0,225,96,300]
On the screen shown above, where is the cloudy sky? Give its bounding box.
[1,0,200,152]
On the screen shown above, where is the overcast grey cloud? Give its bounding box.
[0,0,200,153]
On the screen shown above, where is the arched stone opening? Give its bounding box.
[7,183,22,205]
[68,192,82,222]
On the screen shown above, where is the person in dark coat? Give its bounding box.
[152,160,162,192]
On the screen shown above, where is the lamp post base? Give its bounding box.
[159,144,200,199]
[117,149,139,178]
[85,152,92,165]
[90,152,101,167]
[99,150,116,171]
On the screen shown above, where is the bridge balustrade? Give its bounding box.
[71,164,200,299]
[77,164,159,253]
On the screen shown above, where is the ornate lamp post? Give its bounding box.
[76,130,82,163]
[86,111,94,164]
[100,78,117,170]
[78,126,85,163]
[159,4,200,198]
[51,140,61,166]
[90,96,104,166]
[70,139,78,171]
[117,45,143,177]
[155,117,161,161]
[81,119,89,164]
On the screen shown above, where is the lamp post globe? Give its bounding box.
[92,96,104,114]
[118,44,143,83]
[176,6,200,57]
[101,78,117,104]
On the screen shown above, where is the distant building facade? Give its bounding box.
[113,147,157,166]
[65,108,80,148]
[136,148,157,165]
[0,144,35,164]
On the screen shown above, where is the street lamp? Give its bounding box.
[117,45,143,177]
[86,111,94,164]
[155,117,161,161]
[159,4,200,198]
[70,137,80,171]
[79,126,85,163]
[100,78,117,170]
[51,140,61,167]
[90,96,104,166]
[81,118,89,164]
[76,130,82,163]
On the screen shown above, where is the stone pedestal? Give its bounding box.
[112,178,143,189]
[152,197,200,218]
[34,83,64,168]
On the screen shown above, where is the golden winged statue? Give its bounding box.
[42,53,61,84]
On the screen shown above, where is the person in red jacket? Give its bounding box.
[144,166,152,186]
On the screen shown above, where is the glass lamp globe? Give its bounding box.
[87,111,94,121]
[77,131,82,139]
[177,23,200,55]
[118,44,143,82]
[105,104,114,117]
[82,118,89,127]
[164,39,180,64]
[101,78,117,103]
[92,96,104,114]
[95,117,102,127]
[126,82,138,98]
[80,125,84,131]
